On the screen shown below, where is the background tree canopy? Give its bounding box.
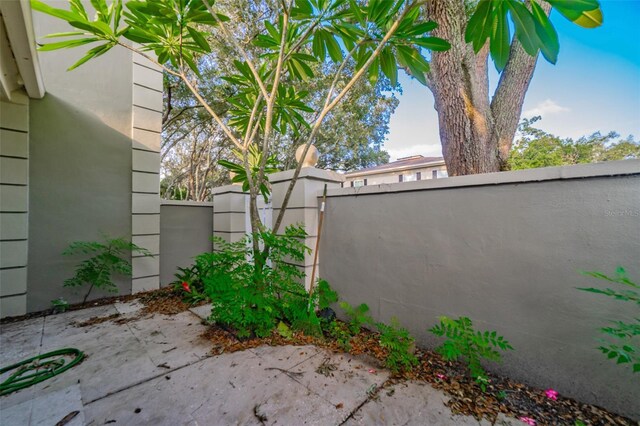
[508,117,640,170]
[161,0,398,201]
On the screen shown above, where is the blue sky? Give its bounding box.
[385,0,640,160]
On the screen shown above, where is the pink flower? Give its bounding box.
[182,282,191,293]
[519,417,536,426]
[545,388,558,400]
[436,373,447,380]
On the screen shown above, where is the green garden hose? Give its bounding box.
[0,348,85,396]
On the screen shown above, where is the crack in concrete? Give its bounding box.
[83,353,212,406]
[337,378,392,426]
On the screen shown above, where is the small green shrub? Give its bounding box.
[339,301,374,335]
[51,297,69,313]
[429,316,514,390]
[63,237,152,303]
[376,317,418,373]
[173,265,209,305]
[578,266,639,373]
[328,320,353,351]
[198,225,331,338]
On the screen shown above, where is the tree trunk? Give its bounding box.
[426,0,548,176]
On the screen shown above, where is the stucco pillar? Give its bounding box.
[270,168,345,290]
[212,184,250,249]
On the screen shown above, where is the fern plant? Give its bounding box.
[63,237,152,303]
[429,316,514,390]
[376,317,418,374]
[197,225,333,338]
[578,267,639,374]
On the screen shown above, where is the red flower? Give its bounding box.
[182,282,191,293]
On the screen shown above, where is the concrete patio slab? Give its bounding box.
[188,303,212,321]
[1,303,512,425]
[343,381,519,426]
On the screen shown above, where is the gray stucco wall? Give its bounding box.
[27,9,133,311]
[160,202,213,286]
[320,161,640,419]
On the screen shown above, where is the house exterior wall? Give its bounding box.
[159,201,213,287]
[0,90,30,317]
[22,4,160,312]
[320,160,640,419]
[344,164,448,187]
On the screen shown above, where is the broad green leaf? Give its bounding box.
[30,0,79,22]
[547,0,599,12]
[396,46,428,86]
[367,56,379,85]
[549,0,603,28]
[465,0,494,52]
[573,8,603,28]
[69,0,88,19]
[348,0,365,26]
[379,46,397,87]
[490,3,510,71]
[531,0,559,64]
[508,0,541,56]
[324,33,343,62]
[413,36,451,51]
[403,21,438,37]
[37,37,99,51]
[68,42,113,70]
[187,26,211,52]
[312,30,326,60]
[43,31,85,38]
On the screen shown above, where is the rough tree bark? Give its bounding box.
[426,0,550,175]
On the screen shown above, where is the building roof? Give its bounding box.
[345,155,445,178]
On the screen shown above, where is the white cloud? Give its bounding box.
[523,99,570,118]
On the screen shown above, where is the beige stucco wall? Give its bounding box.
[24,1,161,312]
[320,161,640,419]
[159,201,213,287]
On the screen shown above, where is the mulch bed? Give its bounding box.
[199,322,636,426]
[1,287,195,327]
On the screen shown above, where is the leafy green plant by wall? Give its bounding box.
[578,267,639,373]
[196,225,330,338]
[339,301,374,335]
[63,237,152,303]
[50,297,69,313]
[429,316,514,390]
[376,317,418,373]
[173,265,210,305]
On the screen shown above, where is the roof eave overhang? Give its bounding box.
[0,0,45,101]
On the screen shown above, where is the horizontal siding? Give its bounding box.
[0,267,27,296]
[0,129,28,158]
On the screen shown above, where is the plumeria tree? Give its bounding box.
[32,0,451,263]
[31,0,601,267]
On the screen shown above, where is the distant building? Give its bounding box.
[342,155,448,188]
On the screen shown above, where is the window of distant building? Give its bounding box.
[405,173,417,182]
[438,170,449,178]
[353,179,365,187]
[432,170,438,179]
[398,175,403,182]
[416,172,421,180]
